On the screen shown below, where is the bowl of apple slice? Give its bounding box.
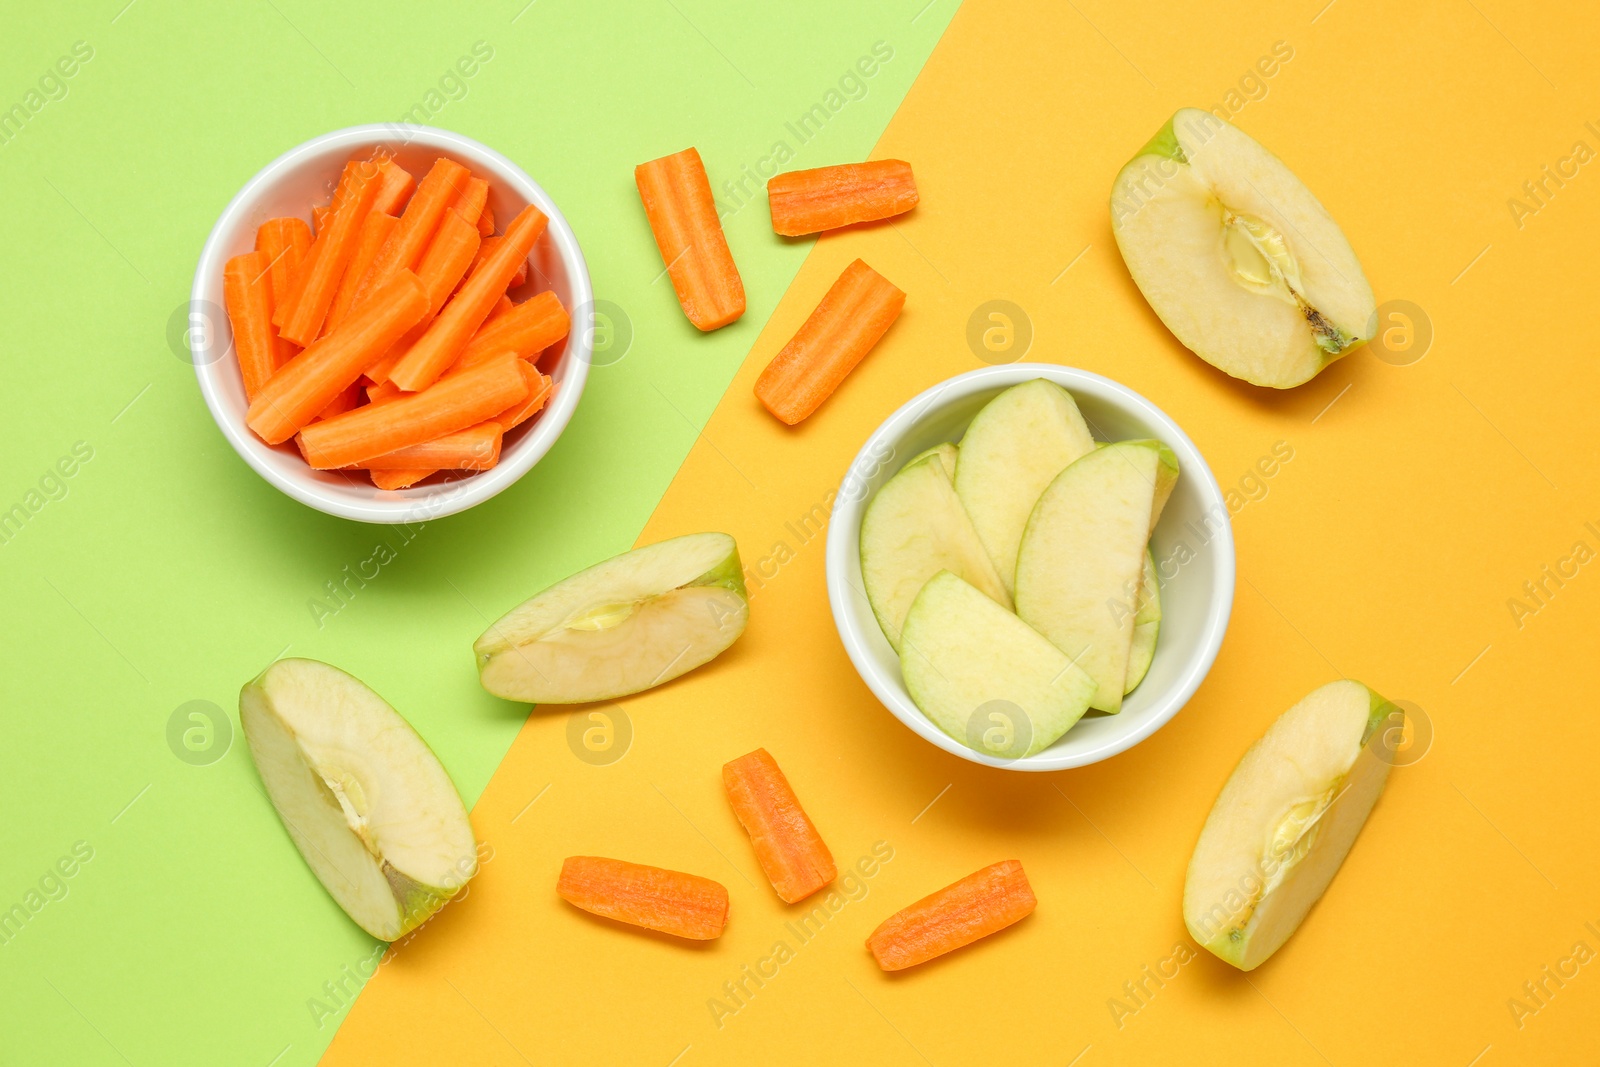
[825,364,1234,771]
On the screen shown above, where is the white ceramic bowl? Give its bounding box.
[189,124,592,523]
[825,364,1235,771]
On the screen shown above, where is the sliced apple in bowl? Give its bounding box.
[1184,679,1397,970]
[1111,108,1376,388]
[240,658,479,941]
[475,532,748,704]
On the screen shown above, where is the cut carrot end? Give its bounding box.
[491,363,552,431]
[722,749,836,903]
[767,159,919,236]
[635,147,745,330]
[866,861,1036,971]
[557,856,728,941]
[370,157,416,216]
[223,251,277,401]
[754,259,904,425]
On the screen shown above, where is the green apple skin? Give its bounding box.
[1111,108,1376,389]
[899,571,1095,758]
[1183,680,1397,970]
[1124,552,1161,694]
[476,532,748,704]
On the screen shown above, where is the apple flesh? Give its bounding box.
[860,450,1011,651]
[953,379,1094,593]
[476,532,748,704]
[900,571,1095,758]
[1015,441,1176,713]
[1111,108,1376,388]
[1184,680,1396,970]
[240,658,479,941]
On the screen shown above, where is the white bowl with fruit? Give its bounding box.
[825,365,1234,771]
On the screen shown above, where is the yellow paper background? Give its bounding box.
[325,1,1600,1063]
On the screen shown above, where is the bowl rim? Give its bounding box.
[189,123,593,524]
[824,363,1236,771]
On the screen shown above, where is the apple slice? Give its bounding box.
[900,571,1095,758]
[909,441,958,477]
[954,379,1094,593]
[860,451,1011,651]
[1184,680,1396,970]
[240,658,479,941]
[1111,108,1376,388]
[1125,551,1160,694]
[1014,442,1175,713]
[475,532,747,704]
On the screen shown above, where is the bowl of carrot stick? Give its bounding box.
[190,124,592,523]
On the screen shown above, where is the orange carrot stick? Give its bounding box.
[323,210,398,334]
[486,293,514,322]
[867,861,1036,971]
[754,259,904,425]
[365,211,482,383]
[276,161,381,345]
[360,421,502,470]
[556,856,728,941]
[767,160,919,236]
[722,749,836,903]
[314,381,363,421]
[297,353,528,468]
[453,291,569,371]
[370,468,434,490]
[491,363,552,430]
[255,217,313,367]
[635,147,744,330]
[451,177,488,229]
[223,251,277,401]
[477,203,494,236]
[371,157,416,216]
[470,236,528,288]
[245,271,428,445]
[352,157,470,310]
[387,204,548,391]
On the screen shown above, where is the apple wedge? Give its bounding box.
[1111,108,1376,388]
[860,450,1011,651]
[1184,680,1397,970]
[1125,551,1160,694]
[900,571,1095,758]
[954,379,1095,593]
[1015,442,1176,713]
[240,659,479,941]
[475,532,748,703]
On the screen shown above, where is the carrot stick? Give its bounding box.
[556,856,728,941]
[314,381,363,421]
[352,157,470,311]
[370,469,434,490]
[245,270,428,445]
[486,293,514,322]
[635,148,744,331]
[359,421,502,470]
[722,749,836,903]
[371,157,416,216]
[297,352,528,468]
[323,211,398,334]
[364,211,482,383]
[491,363,552,430]
[223,251,277,401]
[452,291,569,371]
[767,160,919,236]
[470,236,528,288]
[866,861,1036,971]
[451,177,488,229]
[387,204,548,391]
[477,203,494,236]
[255,217,313,367]
[275,161,381,345]
[754,259,905,425]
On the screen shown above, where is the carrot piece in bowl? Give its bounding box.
[223,251,277,401]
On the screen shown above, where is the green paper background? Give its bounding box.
[0,2,954,1062]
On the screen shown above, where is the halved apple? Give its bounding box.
[900,571,1095,758]
[860,451,1011,651]
[475,532,748,703]
[240,658,479,941]
[1014,442,1175,712]
[1111,108,1376,388]
[1184,680,1396,970]
[954,379,1095,593]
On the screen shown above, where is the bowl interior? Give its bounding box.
[829,367,1233,769]
[192,127,589,522]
